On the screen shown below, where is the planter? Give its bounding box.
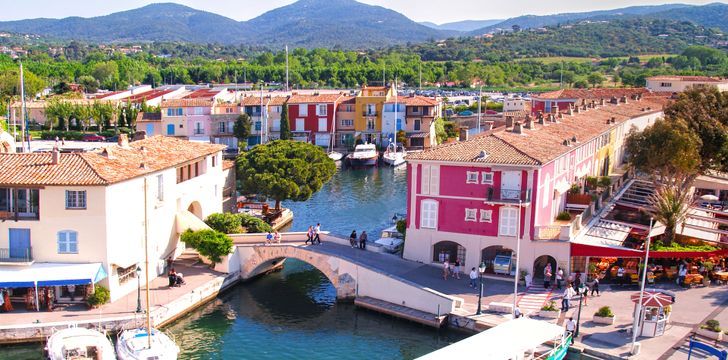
[697,328,724,341]
[538,310,561,319]
[592,315,616,325]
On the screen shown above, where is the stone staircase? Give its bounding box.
[517,286,552,315]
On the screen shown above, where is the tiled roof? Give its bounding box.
[160,98,214,108]
[386,96,440,106]
[647,75,727,83]
[534,88,649,100]
[126,89,176,103]
[338,96,356,104]
[136,112,162,122]
[183,89,224,99]
[408,96,669,165]
[268,96,289,106]
[0,136,225,186]
[223,159,235,170]
[240,96,269,106]
[287,94,343,104]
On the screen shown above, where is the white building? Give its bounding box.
[645,75,728,93]
[0,135,226,302]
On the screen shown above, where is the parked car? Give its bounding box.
[106,135,119,143]
[82,134,106,142]
[458,110,474,116]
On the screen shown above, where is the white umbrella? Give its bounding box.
[700,194,719,201]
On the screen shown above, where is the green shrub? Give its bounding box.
[703,320,721,332]
[556,211,572,221]
[237,213,272,233]
[205,213,243,234]
[396,219,407,238]
[118,127,133,134]
[99,130,117,138]
[87,286,110,307]
[181,229,233,266]
[541,300,558,311]
[595,306,614,318]
[40,130,85,140]
[585,176,598,189]
[598,176,612,188]
[568,184,581,195]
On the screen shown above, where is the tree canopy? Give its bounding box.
[180,229,233,266]
[236,140,336,209]
[233,113,252,145]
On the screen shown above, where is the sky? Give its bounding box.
[0,0,726,24]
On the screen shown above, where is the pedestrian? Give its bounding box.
[590,276,600,296]
[358,231,368,250]
[561,283,575,311]
[469,267,478,288]
[574,271,582,290]
[166,256,174,272]
[305,226,314,245]
[453,260,461,280]
[514,306,523,318]
[274,230,282,244]
[349,230,357,247]
[438,250,445,263]
[617,266,625,286]
[578,282,588,306]
[544,263,552,289]
[556,267,564,289]
[265,231,273,245]
[443,260,450,280]
[678,266,687,287]
[313,223,322,244]
[565,317,577,343]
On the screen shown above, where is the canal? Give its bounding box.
[0,167,468,360]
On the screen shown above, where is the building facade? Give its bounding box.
[354,86,393,145]
[287,94,343,146]
[645,75,728,93]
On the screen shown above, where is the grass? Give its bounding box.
[650,240,719,252]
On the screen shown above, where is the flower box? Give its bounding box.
[593,315,616,325]
[697,328,724,341]
[538,309,561,319]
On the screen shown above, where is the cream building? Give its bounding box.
[0,135,225,302]
[645,75,728,93]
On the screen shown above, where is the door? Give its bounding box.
[501,171,522,200]
[146,124,154,136]
[9,228,30,259]
[296,119,305,131]
[166,124,175,136]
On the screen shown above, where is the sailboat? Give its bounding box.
[46,326,116,360]
[328,99,343,162]
[382,82,406,167]
[116,178,179,360]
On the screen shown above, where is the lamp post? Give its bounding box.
[512,200,523,319]
[476,261,486,315]
[135,265,143,313]
[575,287,584,337]
[631,218,654,355]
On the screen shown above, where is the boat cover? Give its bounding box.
[0,262,107,288]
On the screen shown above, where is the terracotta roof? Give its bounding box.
[339,96,356,104]
[646,75,727,83]
[240,96,270,106]
[126,89,176,103]
[136,112,162,122]
[534,88,649,100]
[268,96,289,106]
[223,159,235,170]
[287,94,343,104]
[0,136,225,186]
[183,89,224,99]
[386,96,440,106]
[408,96,669,165]
[160,98,214,108]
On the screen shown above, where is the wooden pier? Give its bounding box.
[354,296,447,328]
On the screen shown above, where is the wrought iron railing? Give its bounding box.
[0,247,33,262]
[486,188,532,203]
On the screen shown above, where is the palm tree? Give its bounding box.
[648,185,692,247]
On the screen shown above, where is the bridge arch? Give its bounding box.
[239,245,356,299]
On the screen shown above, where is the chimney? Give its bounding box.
[610,96,618,105]
[524,114,534,129]
[620,95,628,104]
[459,127,469,142]
[118,133,129,148]
[611,117,616,124]
[574,106,580,114]
[562,139,571,146]
[538,113,547,125]
[571,135,577,143]
[600,98,606,106]
[550,106,557,115]
[51,147,60,165]
[567,107,574,116]
[100,147,114,159]
[512,121,523,134]
[505,116,514,128]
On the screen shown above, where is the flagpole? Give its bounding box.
[631,218,654,355]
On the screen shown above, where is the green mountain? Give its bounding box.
[649,2,728,32]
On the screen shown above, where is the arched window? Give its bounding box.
[420,199,438,229]
[57,230,78,254]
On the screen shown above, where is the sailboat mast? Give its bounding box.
[143,177,151,348]
[393,79,397,154]
[19,62,28,153]
[285,45,289,92]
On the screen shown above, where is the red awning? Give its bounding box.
[630,291,674,307]
[570,243,644,258]
[648,249,728,259]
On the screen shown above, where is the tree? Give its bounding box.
[78,75,99,93]
[586,72,605,88]
[648,185,692,247]
[238,213,272,233]
[236,140,336,210]
[180,229,233,267]
[44,99,73,131]
[204,213,242,234]
[233,113,252,146]
[279,103,291,140]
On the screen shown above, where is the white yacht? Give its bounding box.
[374,225,404,253]
[382,143,406,167]
[116,328,179,360]
[46,326,115,360]
[347,143,378,167]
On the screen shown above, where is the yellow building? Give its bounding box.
[354,85,393,144]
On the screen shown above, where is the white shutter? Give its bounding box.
[420,200,438,229]
[430,165,440,195]
[421,165,430,195]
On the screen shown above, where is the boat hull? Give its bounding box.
[328,152,343,162]
[382,154,405,167]
[116,328,179,360]
[347,156,378,167]
[47,327,116,360]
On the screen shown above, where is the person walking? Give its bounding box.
[443,260,450,280]
[565,317,577,344]
[678,266,687,287]
[273,230,282,244]
[617,266,625,286]
[313,223,322,244]
[556,267,564,290]
[590,276,600,296]
[561,283,575,312]
[578,282,588,306]
[469,267,478,288]
[544,263,552,289]
[358,231,368,250]
[453,260,461,280]
[305,226,314,245]
[349,230,357,248]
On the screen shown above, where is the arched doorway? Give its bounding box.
[533,255,557,283]
[432,241,466,264]
[187,201,203,219]
[481,246,515,275]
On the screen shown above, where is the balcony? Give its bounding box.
[0,247,33,263]
[193,129,206,136]
[363,111,378,117]
[0,210,39,221]
[485,188,531,204]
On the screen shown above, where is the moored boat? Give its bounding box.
[373,225,404,253]
[382,143,406,167]
[116,328,179,360]
[347,143,378,167]
[46,326,115,360]
[328,151,343,162]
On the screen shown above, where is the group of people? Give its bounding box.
[305,223,322,245]
[168,268,185,287]
[441,259,462,280]
[348,230,368,250]
[265,230,282,245]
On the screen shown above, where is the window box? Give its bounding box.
[592,315,616,325]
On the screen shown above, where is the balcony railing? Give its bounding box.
[0,211,39,221]
[0,247,33,263]
[193,129,205,135]
[363,111,378,117]
[486,188,531,203]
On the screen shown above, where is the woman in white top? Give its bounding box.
[443,260,450,280]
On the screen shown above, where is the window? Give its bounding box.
[542,173,550,208]
[412,106,420,114]
[317,104,327,116]
[225,107,235,114]
[341,119,353,127]
[296,118,305,131]
[211,155,217,167]
[255,121,262,131]
[466,171,479,184]
[465,208,477,222]
[421,200,438,229]
[421,165,440,195]
[57,230,78,254]
[156,175,164,202]
[414,119,421,131]
[480,209,493,223]
[481,172,494,185]
[367,118,375,130]
[272,106,281,113]
[166,108,183,116]
[343,105,354,112]
[194,122,204,135]
[299,104,308,116]
[218,122,226,133]
[660,82,672,87]
[117,265,137,285]
[499,207,518,237]
[65,190,86,209]
[318,118,327,132]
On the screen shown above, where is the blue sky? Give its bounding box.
[0,0,725,23]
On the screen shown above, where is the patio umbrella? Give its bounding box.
[630,290,674,307]
[700,194,719,201]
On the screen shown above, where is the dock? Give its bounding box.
[354,296,447,328]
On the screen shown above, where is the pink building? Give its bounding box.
[404,92,670,282]
[159,99,215,142]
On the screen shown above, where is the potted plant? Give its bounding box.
[556,211,572,221]
[519,269,529,286]
[697,320,723,341]
[593,306,616,325]
[87,286,110,309]
[539,300,561,319]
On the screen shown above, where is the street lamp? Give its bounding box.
[476,261,486,315]
[135,265,143,314]
[575,286,584,338]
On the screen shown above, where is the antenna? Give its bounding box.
[285,45,289,92]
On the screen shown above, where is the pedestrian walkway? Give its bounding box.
[517,286,552,315]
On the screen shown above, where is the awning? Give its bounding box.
[0,262,108,288]
[571,242,644,258]
[631,291,674,307]
[176,210,210,233]
[406,132,430,139]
